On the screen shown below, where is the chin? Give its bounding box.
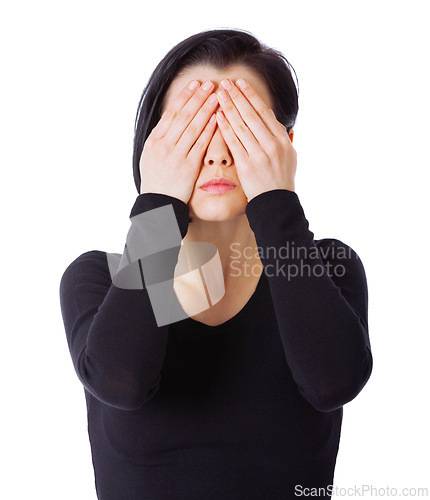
[189,208,246,223]
[188,190,248,223]
[188,201,247,222]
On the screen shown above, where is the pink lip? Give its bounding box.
[199,177,237,194]
[200,184,236,194]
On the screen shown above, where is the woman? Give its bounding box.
[59,28,373,499]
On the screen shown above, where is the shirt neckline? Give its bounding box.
[174,270,266,334]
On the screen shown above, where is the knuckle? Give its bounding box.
[256,149,268,162]
[192,139,205,152]
[237,122,249,135]
[176,110,191,123]
[245,86,256,99]
[230,134,241,146]
[180,87,193,100]
[163,107,177,121]
[265,140,279,156]
[244,111,258,125]
[193,91,207,104]
[228,87,240,100]
[223,101,234,111]
[279,135,290,148]
[185,123,197,136]
[258,105,272,117]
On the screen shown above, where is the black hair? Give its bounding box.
[132,28,300,209]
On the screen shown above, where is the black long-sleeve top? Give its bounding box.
[59,189,373,499]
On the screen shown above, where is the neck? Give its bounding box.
[181,214,261,282]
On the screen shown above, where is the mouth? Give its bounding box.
[200,184,237,194]
[199,177,237,194]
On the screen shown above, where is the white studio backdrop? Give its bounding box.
[1,0,429,498]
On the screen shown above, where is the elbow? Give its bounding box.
[84,381,161,411]
[305,348,374,413]
[77,351,162,411]
[107,388,159,411]
[118,382,161,411]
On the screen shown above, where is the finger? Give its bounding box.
[149,80,201,140]
[217,88,265,157]
[219,79,276,147]
[234,78,286,137]
[176,93,219,155]
[163,80,215,145]
[215,110,249,165]
[187,113,217,162]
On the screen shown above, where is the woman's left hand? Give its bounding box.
[215,78,297,202]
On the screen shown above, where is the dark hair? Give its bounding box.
[132,27,299,195]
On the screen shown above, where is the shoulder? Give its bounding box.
[314,237,367,283]
[315,238,364,264]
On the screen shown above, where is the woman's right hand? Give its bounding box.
[139,80,219,204]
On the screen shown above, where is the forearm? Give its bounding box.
[246,189,373,411]
[60,193,190,410]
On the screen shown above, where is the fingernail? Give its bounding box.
[237,79,247,88]
[218,90,228,101]
[208,93,217,103]
[220,79,232,90]
[210,113,216,123]
[202,80,213,91]
[188,80,199,90]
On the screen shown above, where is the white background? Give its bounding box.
[2,0,429,498]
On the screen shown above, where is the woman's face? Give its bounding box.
[162,64,277,223]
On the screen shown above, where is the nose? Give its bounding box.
[202,125,233,167]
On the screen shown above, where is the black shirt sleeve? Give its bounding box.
[59,193,190,411]
[245,188,373,412]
